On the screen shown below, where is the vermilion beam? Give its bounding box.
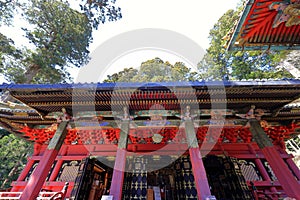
[261,147,300,199]
[185,119,212,199]
[189,147,212,199]
[109,148,127,200]
[248,144,278,194]
[249,119,300,199]
[19,121,69,200]
[286,157,300,180]
[16,159,35,182]
[49,145,68,181]
[109,119,129,200]
[10,159,35,192]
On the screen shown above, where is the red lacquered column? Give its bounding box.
[250,119,300,199]
[110,119,129,200]
[185,119,212,199]
[19,121,68,200]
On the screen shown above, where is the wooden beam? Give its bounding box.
[19,121,68,200]
[109,119,129,200]
[48,146,68,181]
[249,119,300,199]
[286,157,300,180]
[247,143,278,194]
[185,119,212,199]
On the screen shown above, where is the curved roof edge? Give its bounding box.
[2,79,300,91]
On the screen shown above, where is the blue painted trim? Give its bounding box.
[2,79,300,92]
[228,44,300,51]
[227,0,255,51]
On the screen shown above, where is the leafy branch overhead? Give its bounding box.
[104,7,295,84]
[0,133,33,189]
[0,0,122,84]
[81,0,122,29]
[0,0,122,189]
[197,8,293,80]
[104,58,199,83]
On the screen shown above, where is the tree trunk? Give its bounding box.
[23,64,41,84]
[1,161,21,188]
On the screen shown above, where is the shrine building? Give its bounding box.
[0,80,300,200]
[0,0,300,199]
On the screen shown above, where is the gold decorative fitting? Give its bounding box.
[152,133,163,143]
[106,156,115,161]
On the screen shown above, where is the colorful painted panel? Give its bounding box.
[228,0,300,50]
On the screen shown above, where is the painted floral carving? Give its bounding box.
[269,0,300,27]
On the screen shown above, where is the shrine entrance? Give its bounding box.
[1,79,300,200]
[70,158,113,200]
[203,155,254,200]
[147,168,177,200]
[121,155,199,200]
[120,155,255,200]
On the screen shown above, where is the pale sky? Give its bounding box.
[77,0,241,82]
[90,0,240,51]
[1,0,240,83]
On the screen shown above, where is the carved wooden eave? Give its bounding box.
[227,0,300,51]
[1,80,300,146]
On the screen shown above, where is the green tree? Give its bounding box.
[132,58,172,82]
[0,0,20,26]
[0,0,122,188]
[105,67,138,83]
[0,132,33,188]
[171,62,199,82]
[278,51,300,78]
[199,2,300,167]
[104,58,198,82]
[80,0,122,29]
[0,0,121,83]
[198,8,293,80]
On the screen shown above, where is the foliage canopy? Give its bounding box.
[197,8,293,80]
[0,0,121,83]
[0,0,122,188]
[104,57,199,83]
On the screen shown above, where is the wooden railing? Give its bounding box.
[0,182,69,200]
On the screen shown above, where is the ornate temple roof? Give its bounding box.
[1,80,300,116]
[1,80,300,143]
[227,0,300,51]
[0,80,300,113]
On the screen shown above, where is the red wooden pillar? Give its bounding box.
[249,119,300,199]
[248,144,278,193]
[185,119,212,199]
[279,147,300,180]
[109,148,127,199]
[19,121,69,200]
[33,143,42,156]
[110,119,129,200]
[286,157,300,180]
[16,159,35,182]
[10,159,35,192]
[48,145,69,181]
[254,159,278,196]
